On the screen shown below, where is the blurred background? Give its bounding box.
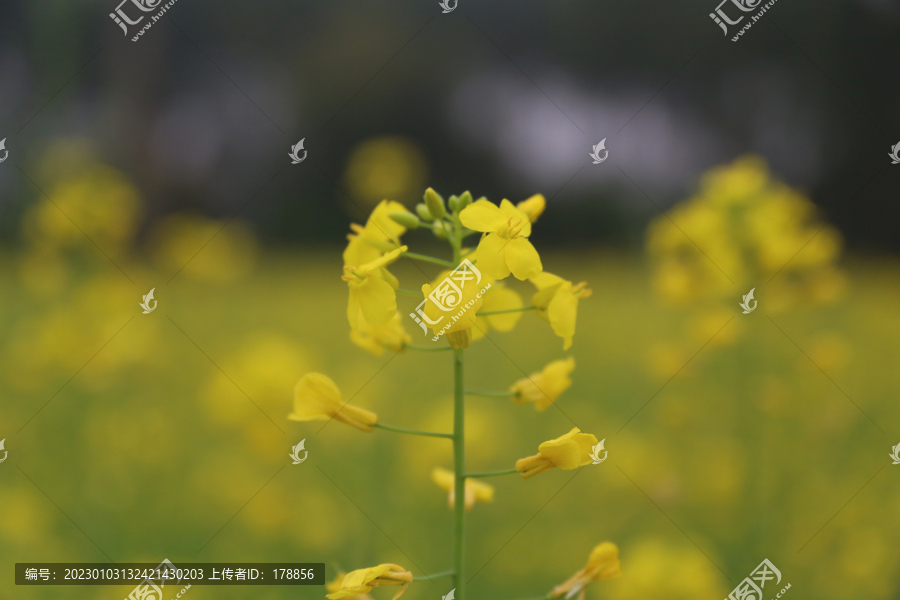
[1,0,900,599]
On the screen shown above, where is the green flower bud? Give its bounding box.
[416,203,434,222]
[448,195,459,213]
[433,222,448,239]
[424,187,447,220]
[457,191,473,211]
[388,211,420,229]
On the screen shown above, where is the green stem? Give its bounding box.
[404,344,452,352]
[402,251,455,268]
[413,570,455,581]
[477,306,535,316]
[396,288,422,297]
[465,389,512,397]
[373,422,453,439]
[453,348,466,600]
[464,468,518,478]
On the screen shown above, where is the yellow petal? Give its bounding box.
[460,199,508,232]
[475,234,511,279]
[499,199,532,237]
[356,276,397,327]
[289,373,342,421]
[547,284,578,350]
[505,237,543,280]
[517,193,546,223]
[480,285,523,331]
[538,437,584,470]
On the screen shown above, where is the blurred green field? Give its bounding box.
[2,244,900,600]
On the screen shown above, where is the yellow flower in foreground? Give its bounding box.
[289,373,377,432]
[431,467,495,511]
[343,200,411,268]
[326,573,373,600]
[550,542,622,600]
[510,357,575,411]
[343,246,407,329]
[460,198,543,280]
[516,427,598,479]
[531,273,592,350]
[325,564,412,600]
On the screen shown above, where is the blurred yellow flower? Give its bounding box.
[343,136,428,209]
[148,214,259,283]
[419,268,491,345]
[326,573,373,600]
[550,542,622,600]
[350,312,412,356]
[325,564,412,600]
[517,193,546,223]
[431,467,495,511]
[510,357,575,411]
[343,246,407,329]
[343,200,411,268]
[289,373,377,432]
[531,273,592,350]
[460,199,543,280]
[516,427,598,479]
[646,155,843,309]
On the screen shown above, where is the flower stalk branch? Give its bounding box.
[464,468,518,478]
[373,422,453,439]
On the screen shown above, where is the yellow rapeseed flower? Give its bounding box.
[343,200,411,268]
[549,542,622,600]
[326,573,373,600]
[516,427,598,479]
[531,273,592,350]
[289,373,377,432]
[460,198,543,280]
[419,267,493,349]
[510,357,575,411]
[343,246,408,329]
[350,312,412,356]
[431,467,495,511]
[325,564,412,600]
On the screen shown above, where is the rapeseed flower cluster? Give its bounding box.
[291,187,617,600]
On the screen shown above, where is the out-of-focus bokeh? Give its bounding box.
[1,1,899,599]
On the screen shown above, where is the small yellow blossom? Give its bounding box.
[350,312,412,356]
[510,357,575,411]
[531,273,592,350]
[289,373,377,432]
[550,542,622,600]
[460,198,543,280]
[516,193,546,223]
[325,564,412,600]
[516,427,598,479]
[326,573,373,600]
[343,246,407,329]
[343,200,411,268]
[431,467,495,511]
